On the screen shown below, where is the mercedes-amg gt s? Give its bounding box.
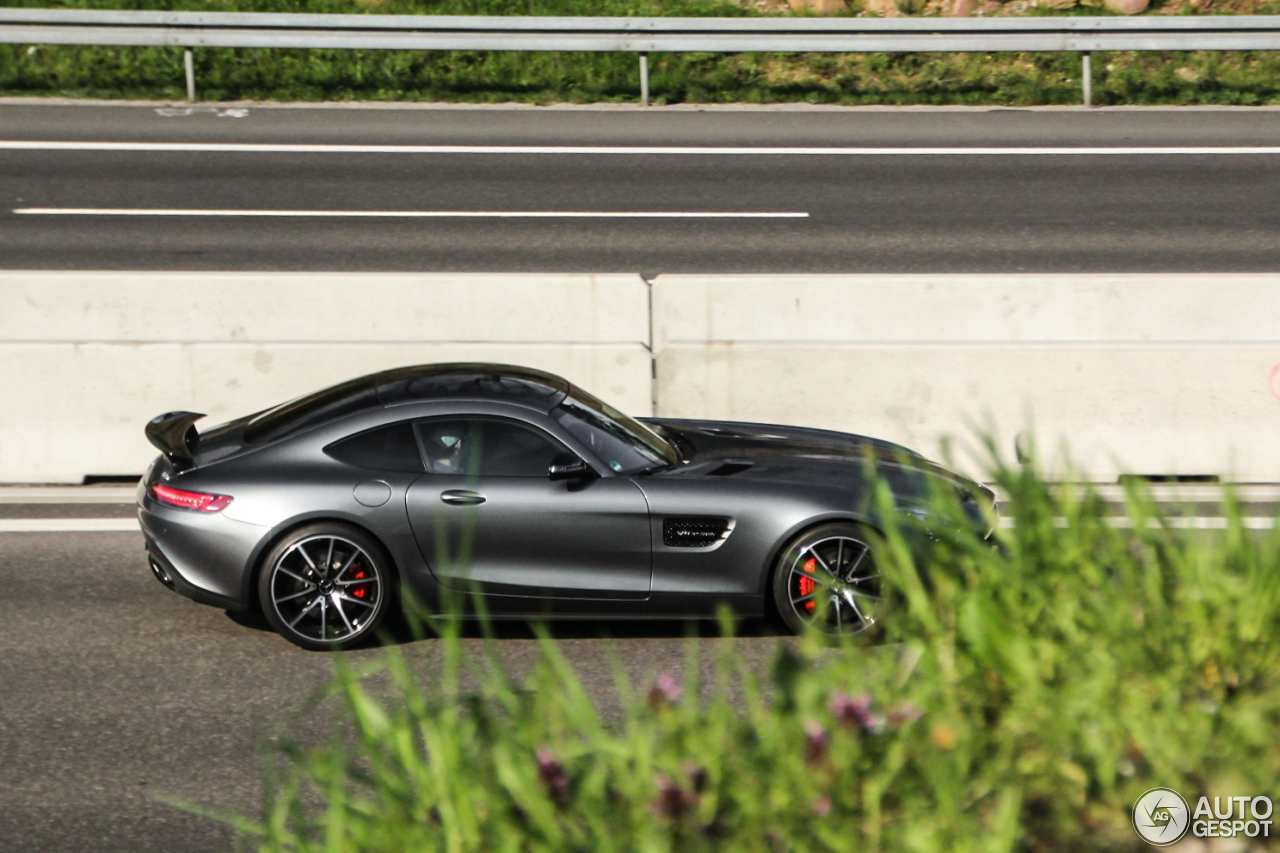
[139,363,994,649]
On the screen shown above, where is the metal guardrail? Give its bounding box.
[4,8,1279,105]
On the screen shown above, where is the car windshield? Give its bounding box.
[553,389,678,475]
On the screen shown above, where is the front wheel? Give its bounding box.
[258,523,395,651]
[771,522,881,635]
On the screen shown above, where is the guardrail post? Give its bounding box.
[640,52,649,107]
[184,48,196,102]
[1082,51,1092,108]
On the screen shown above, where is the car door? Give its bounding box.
[405,416,652,600]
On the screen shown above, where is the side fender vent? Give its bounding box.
[663,516,733,548]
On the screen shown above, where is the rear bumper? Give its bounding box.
[143,541,244,611]
[138,497,270,612]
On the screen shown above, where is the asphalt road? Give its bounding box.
[3,485,1273,852]
[4,100,1280,850]
[4,102,1280,272]
[0,524,784,853]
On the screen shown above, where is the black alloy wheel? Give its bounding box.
[772,522,881,635]
[258,523,394,651]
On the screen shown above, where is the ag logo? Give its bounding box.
[1134,787,1191,846]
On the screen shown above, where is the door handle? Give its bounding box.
[440,489,486,506]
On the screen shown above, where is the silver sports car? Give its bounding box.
[139,363,993,650]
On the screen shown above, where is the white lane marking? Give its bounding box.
[992,484,1280,504]
[4,141,1280,156]
[155,107,249,118]
[0,488,135,504]
[13,208,808,218]
[2,516,1268,533]
[998,516,1277,530]
[0,518,139,532]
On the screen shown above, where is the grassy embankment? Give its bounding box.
[7,0,1280,104]
[230,443,1280,853]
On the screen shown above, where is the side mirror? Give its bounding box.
[549,452,596,482]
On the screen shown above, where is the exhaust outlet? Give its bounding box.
[148,555,176,591]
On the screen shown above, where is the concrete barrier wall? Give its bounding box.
[5,272,1279,483]
[653,275,1280,481]
[0,273,651,483]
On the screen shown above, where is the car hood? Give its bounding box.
[646,418,919,463]
[643,417,988,501]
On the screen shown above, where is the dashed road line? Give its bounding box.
[0,518,139,532]
[14,208,809,219]
[5,141,1280,156]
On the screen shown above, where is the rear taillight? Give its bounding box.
[150,483,233,513]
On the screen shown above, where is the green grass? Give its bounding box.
[231,442,1280,852]
[7,0,1280,104]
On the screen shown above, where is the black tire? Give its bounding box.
[258,522,396,651]
[771,521,882,636]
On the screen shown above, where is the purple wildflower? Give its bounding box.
[652,773,698,819]
[888,702,923,727]
[805,721,830,764]
[830,692,885,734]
[684,763,710,794]
[535,748,570,804]
[647,671,683,709]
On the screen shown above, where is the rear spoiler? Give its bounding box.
[145,411,206,465]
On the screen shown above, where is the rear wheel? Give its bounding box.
[771,522,881,635]
[258,523,394,651]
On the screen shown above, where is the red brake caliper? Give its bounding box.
[349,562,370,600]
[799,557,817,612]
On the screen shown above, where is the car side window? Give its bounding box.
[324,421,425,473]
[552,399,666,475]
[414,418,567,477]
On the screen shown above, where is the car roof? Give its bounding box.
[374,363,569,408]
[241,363,569,444]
